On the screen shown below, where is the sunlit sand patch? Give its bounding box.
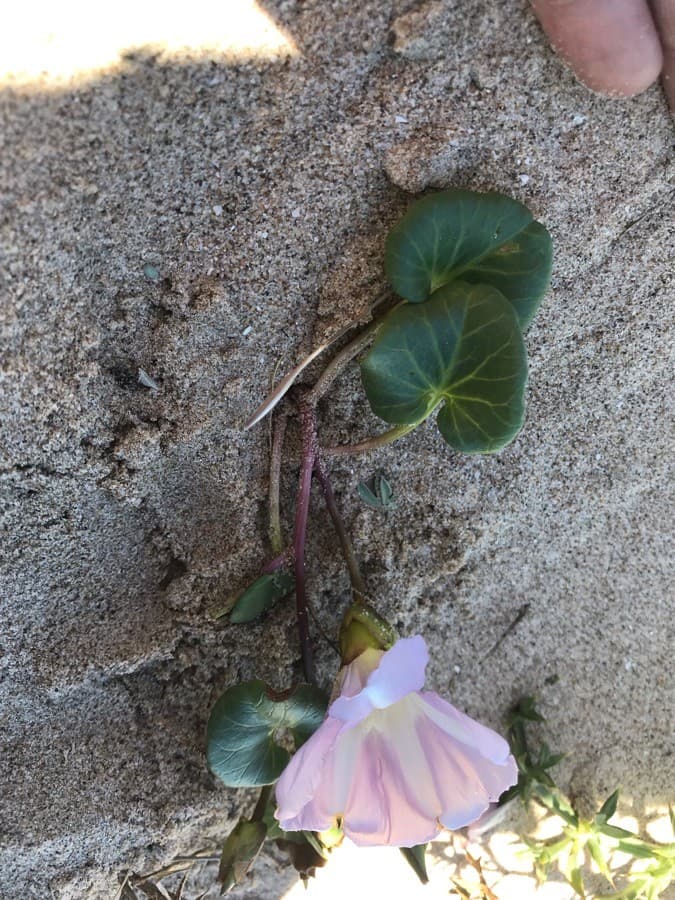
[645,808,675,844]
[0,0,298,87]
[279,833,561,899]
[280,839,454,899]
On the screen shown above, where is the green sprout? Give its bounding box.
[505,697,675,900]
[357,471,397,510]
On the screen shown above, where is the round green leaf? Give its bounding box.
[230,570,294,624]
[361,282,528,453]
[385,189,552,327]
[207,680,327,787]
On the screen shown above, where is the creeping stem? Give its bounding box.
[307,297,405,406]
[244,290,392,431]
[260,547,293,574]
[293,401,317,684]
[314,457,366,603]
[307,318,380,405]
[268,410,288,555]
[324,423,415,456]
[252,784,273,821]
[250,297,410,682]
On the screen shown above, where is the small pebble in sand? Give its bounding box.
[143,264,160,282]
[138,368,160,391]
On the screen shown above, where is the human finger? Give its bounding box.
[649,0,675,109]
[531,0,663,97]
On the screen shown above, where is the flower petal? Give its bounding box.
[275,635,517,844]
[342,723,441,847]
[365,635,429,708]
[418,691,513,764]
[274,716,343,828]
[338,647,384,698]
[275,718,366,833]
[330,636,429,723]
[378,695,446,824]
[411,701,518,830]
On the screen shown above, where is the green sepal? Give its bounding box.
[229,571,294,624]
[400,844,429,885]
[339,602,397,664]
[218,819,267,894]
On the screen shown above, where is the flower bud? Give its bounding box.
[338,602,397,664]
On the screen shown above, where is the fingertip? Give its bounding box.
[662,60,675,112]
[585,52,663,99]
[532,0,663,98]
[650,0,675,112]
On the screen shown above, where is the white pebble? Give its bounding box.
[212,204,223,216]
[138,368,160,391]
[291,208,301,219]
[519,174,530,186]
[242,326,253,337]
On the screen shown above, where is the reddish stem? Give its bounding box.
[314,458,366,602]
[260,546,294,574]
[293,401,317,684]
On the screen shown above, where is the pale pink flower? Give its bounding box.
[274,635,517,847]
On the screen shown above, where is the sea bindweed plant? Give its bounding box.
[204,189,552,892]
[124,188,554,896]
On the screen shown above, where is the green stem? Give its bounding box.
[323,423,415,456]
[268,411,287,554]
[307,295,402,406]
[307,318,380,405]
[293,401,317,684]
[252,784,273,821]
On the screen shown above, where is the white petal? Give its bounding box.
[330,636,429,723]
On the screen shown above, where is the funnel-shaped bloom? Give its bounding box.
[275,636,517,847]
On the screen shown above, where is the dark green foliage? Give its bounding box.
[207,681,327,787]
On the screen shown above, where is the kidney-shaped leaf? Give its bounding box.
[385,189,552,327]
[207,680,327,787]
[361,282,527,453]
